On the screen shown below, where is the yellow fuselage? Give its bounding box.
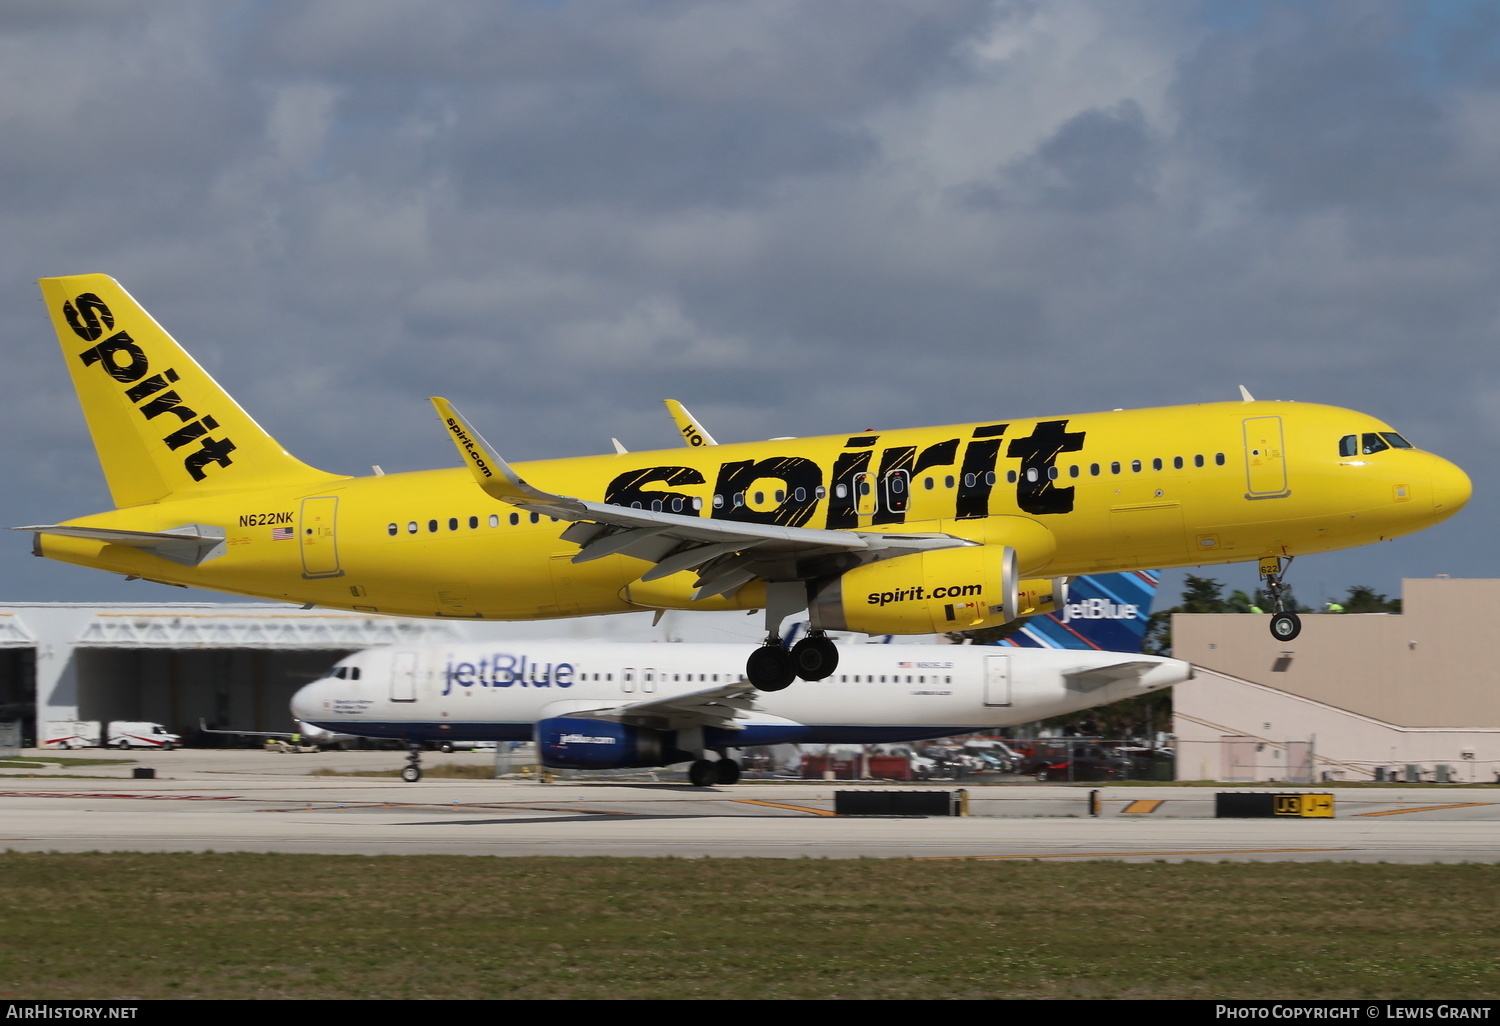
[40,400,1469,623]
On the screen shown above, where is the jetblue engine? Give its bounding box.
[535,716,692,770]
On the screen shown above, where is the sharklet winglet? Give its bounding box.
[429,397,567,507]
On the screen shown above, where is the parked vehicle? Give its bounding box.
[1033,743,1128,782]
[45,720,181,750]
[43,720,102,749]
[107,722,182,750]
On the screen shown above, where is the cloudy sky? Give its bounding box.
[2,0,1496,610]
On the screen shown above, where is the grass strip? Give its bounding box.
[0,854,1494,1000]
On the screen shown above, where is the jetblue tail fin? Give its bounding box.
[990,570,1159,653]
[39,275,342,508]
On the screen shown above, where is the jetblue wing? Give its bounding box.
[1062,660,1165,691]
[431,398,973,600]
[544,681,761,732]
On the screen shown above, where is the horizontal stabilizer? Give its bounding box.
[1062,660,1161,691]
[15,523,225,566]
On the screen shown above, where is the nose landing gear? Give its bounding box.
[1260,556,1302,642]
[400,743,422,783]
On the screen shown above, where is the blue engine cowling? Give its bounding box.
[536,716,692,770]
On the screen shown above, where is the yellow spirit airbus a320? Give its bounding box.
[21,275,1470,690]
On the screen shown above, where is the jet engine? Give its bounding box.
[809,545,1021,635]
[535,716,693,770]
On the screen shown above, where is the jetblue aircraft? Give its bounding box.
[291,637,1188,785]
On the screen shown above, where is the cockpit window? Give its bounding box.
[1380,432,1413,449]
[1339,435,1357,457]
[1361,433,1389,455]
[329,665,360,680]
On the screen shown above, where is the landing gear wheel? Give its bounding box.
[689,759,718,787]
[1270,611,1302,642]
[746,645,796,692]
[401,743,422,783]
[715,759,742,785]
[791,635,839,681]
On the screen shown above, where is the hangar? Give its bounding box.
[0,602,762,746]
[1172,578,1500,784]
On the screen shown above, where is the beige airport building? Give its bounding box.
[1173,578,1500,785]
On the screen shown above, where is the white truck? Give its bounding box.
[44,720,181,750]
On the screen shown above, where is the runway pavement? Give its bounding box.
[1,749,1496,862]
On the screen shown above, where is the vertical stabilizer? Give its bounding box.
[39,274,343,508]
[992,570,1160,652]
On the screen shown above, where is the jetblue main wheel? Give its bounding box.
[715,759,742,785]
[1269,611,1302,642]
[689,759,717,787]
[791,636,839,681]
[746,645,796,691]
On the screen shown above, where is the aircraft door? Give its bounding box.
[391,650,418,703]
[1242,417,1290,498]
[855,472,878,516]
[299,497,343,578]
[983,654,1011,707]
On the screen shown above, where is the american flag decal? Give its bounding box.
[272,527,294,541]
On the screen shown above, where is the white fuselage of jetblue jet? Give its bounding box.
[291,641,1188,760]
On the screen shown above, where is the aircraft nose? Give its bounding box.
[289,680,328,721]
[1430,456,1472,517]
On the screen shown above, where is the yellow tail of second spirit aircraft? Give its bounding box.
[39,274,342,508]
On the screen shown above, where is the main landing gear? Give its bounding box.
[743,583,840,691]
[688,757,742,787]
[1260,556,1302,642]
[400,742,422,783]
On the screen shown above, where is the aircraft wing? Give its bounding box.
[1062,660,1164,692]
[547,681,761,733]
[432,398,974,600]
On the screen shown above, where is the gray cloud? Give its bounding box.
[1,0,1495,607]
